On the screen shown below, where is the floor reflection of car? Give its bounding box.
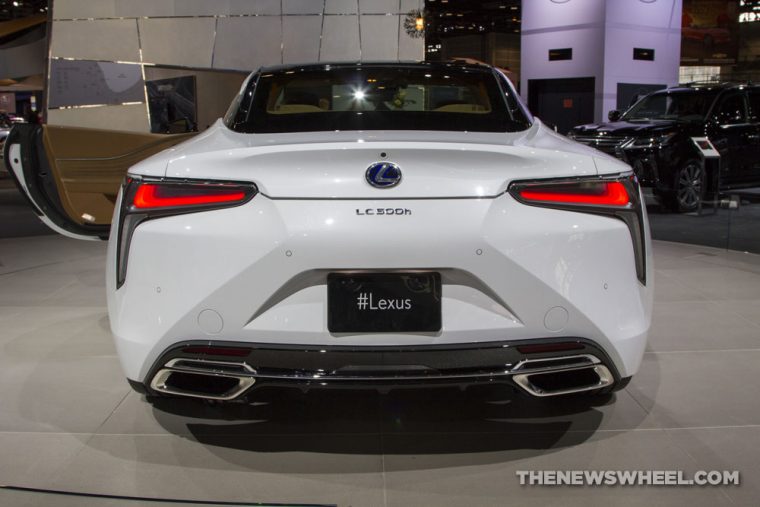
[569,83,760,212]
[4,62,651,404]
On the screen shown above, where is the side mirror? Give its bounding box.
[608,110,622,122]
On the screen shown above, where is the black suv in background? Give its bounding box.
[569,83,760,211]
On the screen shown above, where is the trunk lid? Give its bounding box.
[136,121,619,199]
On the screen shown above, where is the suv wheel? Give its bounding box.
[669,160,704,212]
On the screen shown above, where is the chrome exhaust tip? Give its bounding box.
[149,358,256,400]
[512,364,615,397]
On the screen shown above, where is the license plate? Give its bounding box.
[327,272,441,333]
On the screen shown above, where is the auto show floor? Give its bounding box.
[0,178,54,238]
[0,236,759,507]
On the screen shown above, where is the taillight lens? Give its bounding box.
[509,175,647,284]
[116,178,257,288]
[132,182,251,210]
[516,181,631,207]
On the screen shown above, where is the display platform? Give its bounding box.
[0,236,758,506]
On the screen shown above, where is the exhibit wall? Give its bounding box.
[602,0,682,117]
[521,0,681,127]
[47,0,425,132]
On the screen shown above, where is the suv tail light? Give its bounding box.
[116,177,257,288]
[509,174,647,284]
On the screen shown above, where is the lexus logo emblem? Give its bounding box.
[365,162,402,188]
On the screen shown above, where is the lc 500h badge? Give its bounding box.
[356,208,412,215]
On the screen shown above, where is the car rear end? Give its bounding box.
[107,63,652,401]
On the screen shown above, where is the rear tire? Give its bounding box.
[660,160,703,212]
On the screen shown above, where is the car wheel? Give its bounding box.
[673,160,703,212]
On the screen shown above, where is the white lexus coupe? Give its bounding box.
[5,62,652,402]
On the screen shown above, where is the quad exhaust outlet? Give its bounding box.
[150,358,257,400]
[148,351,616,401]
[511,354,614,396]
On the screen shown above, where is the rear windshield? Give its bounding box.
[225,66,531,133]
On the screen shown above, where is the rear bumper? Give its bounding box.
[132,338,627,400]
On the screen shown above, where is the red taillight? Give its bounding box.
[509,175,647,285]
[117,178,257,289]
[517,181,630,207]
[133,183,248,209]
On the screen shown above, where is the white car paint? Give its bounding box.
[107,118,652,387]
[5,65,652,399]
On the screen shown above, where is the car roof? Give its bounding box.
[665,83,760,93]
[257,60,496,75]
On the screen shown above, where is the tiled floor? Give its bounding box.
[0,236,758,506]
[0,179,55,239]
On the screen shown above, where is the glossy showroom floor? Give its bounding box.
[0,236,759,507]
